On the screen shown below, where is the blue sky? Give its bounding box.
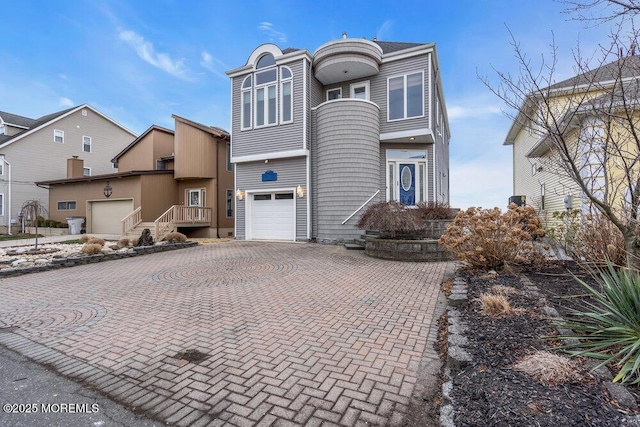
[0,1,613,209]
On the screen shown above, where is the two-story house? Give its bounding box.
[37,114,234,239]
[504,55,640,226]
[227,36,450,242]
[0,105,137,233]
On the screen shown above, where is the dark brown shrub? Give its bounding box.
[356,201,424,238]
[416,201,456,220]
[81,243,103,255]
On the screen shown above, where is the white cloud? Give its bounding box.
[59,97,74,107]
[118,29,190,80]
[200,51,228,80]
[376,20,394,41]
[258,22,287,43]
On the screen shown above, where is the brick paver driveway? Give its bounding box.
[0,242,448,426]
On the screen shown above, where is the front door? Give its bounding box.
[399,163,416,205]
[187,189,204,219]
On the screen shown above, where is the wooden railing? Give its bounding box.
[154,205,212,241]
[121,207,142,236]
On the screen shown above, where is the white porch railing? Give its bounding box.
[341,190,380,225]
[121,207,142,237]
[154,205,212,241]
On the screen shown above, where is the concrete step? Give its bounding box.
[344,243,365,250]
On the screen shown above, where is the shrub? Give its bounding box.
[438,204,545,269]
[357,201,424,238]
[559,264,640,384]
[79,234,91,243]
[86,237,105,246]
[570,214,625,267]
[415,201,456,220]
[118,238,130,248]
[477,293,514,316]
[163,232,187,243]
[81,243,103,255]
[546,209,581,251]
[512,351,580,385]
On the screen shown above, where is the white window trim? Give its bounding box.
[54,129,64,143]
[350,81,370,100]
[83,135,92,153]
[241,76,252,130]
[254,84,278,129]
[83,167,91,177]
[326,88,342,101]
[0,193,4,216]
[280,66,293,124]
[387,71,425,122]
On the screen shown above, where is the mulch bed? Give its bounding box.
[447,260,640,426]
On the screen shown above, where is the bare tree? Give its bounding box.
[20,200,48,250]
[482,23,640,268]
[562,0,640,23]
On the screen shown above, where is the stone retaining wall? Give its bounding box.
[364,238,455,262]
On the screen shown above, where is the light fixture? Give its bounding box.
[103,181,112,198]
[236,189,245,201]
[296,185,305,198]
[409,137,415,141]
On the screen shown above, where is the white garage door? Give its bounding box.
[90,200,134,234]
[249,192,294,240]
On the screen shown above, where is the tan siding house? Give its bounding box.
[0,105,136,232]
[37,115,233,239]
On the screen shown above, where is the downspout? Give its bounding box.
[215,141,220,238]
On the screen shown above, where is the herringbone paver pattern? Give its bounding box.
[0,242,447,426]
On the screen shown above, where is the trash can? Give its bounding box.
[66,217,85,235]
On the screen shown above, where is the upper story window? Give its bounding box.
[83,135,92,153]
[83,167,91,177]
[0,155,4,175]
[388,71,424,121]
[280,67,292,123]
[226,143,233,171]
[327,88,342,101]
[54,129,64,143]
[351,81,370,100]
[240,53,294,131]
[241,76,252,130]
[0,118,5,135]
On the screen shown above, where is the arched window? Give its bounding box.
[240,53,293,130]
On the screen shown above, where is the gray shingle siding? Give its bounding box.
[315,100,380,242]
[235,157,308,240]
[231,59,305,158]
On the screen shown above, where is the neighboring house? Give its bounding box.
[36,115,234,239]
[504,55,640,224]
[0,105,137,232]
[226,36,451,242]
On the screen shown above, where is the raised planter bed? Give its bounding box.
[365,237,455,262]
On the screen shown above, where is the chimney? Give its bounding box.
[342,31,347,39]
[67,156,84,178]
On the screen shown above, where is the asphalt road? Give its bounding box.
[0,344,164,427]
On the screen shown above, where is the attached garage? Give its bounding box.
[89,199,134,234]
[247,191,295,240]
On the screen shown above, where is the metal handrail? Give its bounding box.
[341,190,380,225]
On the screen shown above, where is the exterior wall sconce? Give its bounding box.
[236,189,245,201]
[296,185,305,198]
[103,181,112,198]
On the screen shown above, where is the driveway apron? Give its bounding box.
[0,241,447,426]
